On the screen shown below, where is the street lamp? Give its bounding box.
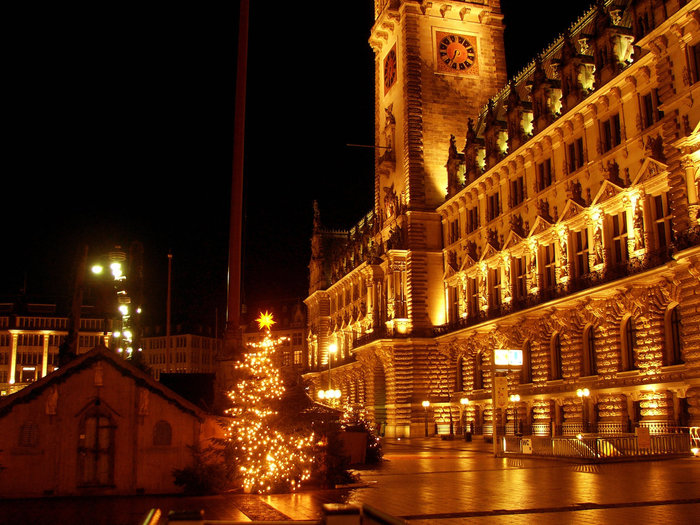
[459,397,469,434]
[328,343,338,389]
[318,388,341,402]
[509,394,521,436]
[577,388,590,432]
[422,400,430,437]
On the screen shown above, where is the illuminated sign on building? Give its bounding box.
[494,349,523,367]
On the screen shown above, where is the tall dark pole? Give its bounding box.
[225,0,249,356]
[59,244,88,366]
[166,252,172,371]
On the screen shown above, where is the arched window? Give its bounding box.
[153,420,173,446]
[521,341,532,384]
[621,316,637,371]
[664,305,683,366]
[550,333,562,380]
[78,407,115,487]
[583,325,597,376]
[473,352,483,390]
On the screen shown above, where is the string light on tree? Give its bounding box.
[222,311,315,493]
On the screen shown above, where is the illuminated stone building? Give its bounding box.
[305,0,700,438]
[0,302,110,396]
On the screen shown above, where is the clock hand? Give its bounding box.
[452,49,461,61]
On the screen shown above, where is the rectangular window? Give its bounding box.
[567,137,584,172]
[574,229,590,277]
[468,277,479,317]
[487,192,500,222]
[447,285,459,322]
[490,268,502,309]
[690,43,700,84]
[514,256,527,302]
[448,219,460,244]
[537,159,553,191]
[510,176,525,207]
[653,193,673,249]
[543,244,556,290]
[611,211,629,264]
[601,113,622,152]
[466,205,479,234]
[640,91,663,129]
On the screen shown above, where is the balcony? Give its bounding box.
[434,247,676,337]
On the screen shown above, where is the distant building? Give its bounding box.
[0,302,111,396]
[141,331,220,380]
[0,346,219,497]
[242,300,307,373]
[305,0,700,438]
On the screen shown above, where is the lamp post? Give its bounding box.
[422,400,430,437]
[577,388,590,432]
[460,397,471,440]
[327,343,337,389]
[318,388,341,403]
[459,397,469,433]
[509,394,521,436]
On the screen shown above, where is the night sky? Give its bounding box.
[3,1,593,332]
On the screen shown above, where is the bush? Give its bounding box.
[173,445,231,495]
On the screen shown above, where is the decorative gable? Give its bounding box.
[632,157,668,186]
[558,199,586,222]
[592,179,624,206]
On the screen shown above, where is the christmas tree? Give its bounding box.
[221,312,315,493]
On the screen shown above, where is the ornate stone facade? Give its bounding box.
[306,0,700,438]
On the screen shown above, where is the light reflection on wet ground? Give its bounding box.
[1,437,698,524]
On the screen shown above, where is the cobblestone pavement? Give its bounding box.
[1,437,698,524]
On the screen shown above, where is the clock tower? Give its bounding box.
[369,0,507,332]
[371,0,507,212]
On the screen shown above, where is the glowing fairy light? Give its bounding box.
[223,328,314,493]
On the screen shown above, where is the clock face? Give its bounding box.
[384,47,397,93]
[436,32,478,75]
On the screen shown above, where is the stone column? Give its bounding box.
[41,333,49,378]
[8,332,18,384]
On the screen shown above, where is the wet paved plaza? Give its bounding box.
[1,437,698,524]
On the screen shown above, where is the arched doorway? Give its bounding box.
[372,361,387,433]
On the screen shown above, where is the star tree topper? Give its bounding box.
[256,311,276,331]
